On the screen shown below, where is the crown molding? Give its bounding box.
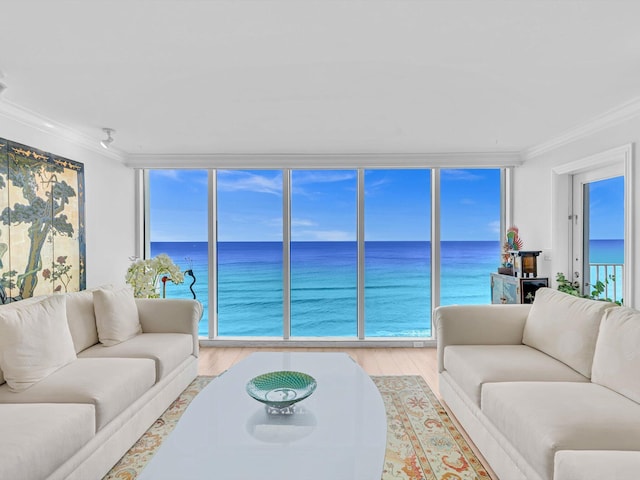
[524,96,640,160]
[0,99,126,163]
[125,151,522,169]
[552,143,632,175]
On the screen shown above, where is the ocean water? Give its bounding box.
[151,239,624,337]
[588,239,625,302]
[589,239,624,264]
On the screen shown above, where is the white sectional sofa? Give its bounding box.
[0,287,202,480]
[435,287,640,480]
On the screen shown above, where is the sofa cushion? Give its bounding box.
[592,306,640,404]
[522,288,615,378]
[94,286,142,346]
[79,332,193,380]
[444,345,588,406]
[0,403,95,480]
[0,295,77,392]
[482,382,640,480]
[0,357,155,430]
[554,450,640,480]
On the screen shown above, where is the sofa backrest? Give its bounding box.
[65,290,100,353]
[592,306,640,404]
[522,288,616,378]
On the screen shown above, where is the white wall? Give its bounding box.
[513,116,639,307]
[0,117,136,289]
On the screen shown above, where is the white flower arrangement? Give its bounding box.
[125,253,185,298]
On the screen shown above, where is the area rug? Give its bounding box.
[103,375,491,480]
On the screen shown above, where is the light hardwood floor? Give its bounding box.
[198,346,497,479]
[198,346,440,395]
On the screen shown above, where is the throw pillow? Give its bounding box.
[522,287,615,378]
[0,296,50,386]
[65,286,113,353]
[592,306,640,404]
[0,295,77,392]
[93,287,141,346]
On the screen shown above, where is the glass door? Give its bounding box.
[572,168,624,303]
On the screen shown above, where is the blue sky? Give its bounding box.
[149,168,624,242]
[589,176,624,240]
[149,168,504,242]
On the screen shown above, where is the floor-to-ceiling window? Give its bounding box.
[290,170,358,337]
[440,169,501,306]
[216,170,283,336]
[364,169,431,337]
[148,169,209,336]
[146,165,504,341]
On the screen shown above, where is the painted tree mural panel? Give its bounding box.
[0,138,85,303]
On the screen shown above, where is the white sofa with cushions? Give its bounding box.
[0,286,202,480]
[435,287,640,480]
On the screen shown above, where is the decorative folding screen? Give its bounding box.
[0,138,86,303]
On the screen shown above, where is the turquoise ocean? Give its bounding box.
[151,239,623,338]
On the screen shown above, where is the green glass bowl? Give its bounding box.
[246,371,317,409]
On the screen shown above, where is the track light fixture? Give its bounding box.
[100,128,115,149]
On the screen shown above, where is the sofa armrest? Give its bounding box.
[434,304,531,373]
[554,450,640,480]
[135,298,203,357]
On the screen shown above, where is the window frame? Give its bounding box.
[139,161,512,346]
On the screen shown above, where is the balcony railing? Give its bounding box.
[589,263,624,304]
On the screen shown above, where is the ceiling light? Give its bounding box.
[100,128,115,149]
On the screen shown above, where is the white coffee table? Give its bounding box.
[138,352,387,480]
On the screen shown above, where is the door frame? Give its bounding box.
[554,144,634,306]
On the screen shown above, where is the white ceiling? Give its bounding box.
[1,0,640,157]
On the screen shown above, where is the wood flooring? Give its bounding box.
[198,346,440,395]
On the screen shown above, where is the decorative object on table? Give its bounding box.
[0,137,86,304]
[246,370,317,414]
[184,257,197,299]
[509,250,542,278]
[125,253,184,298]
[162,257,196,299]
[104,375,491,480]
[499,225,523,275]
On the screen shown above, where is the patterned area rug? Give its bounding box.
[103,375,490,480]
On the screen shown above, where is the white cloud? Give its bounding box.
[217,171,281,195]
[364,176,391,196]
[441,169,484,181]
[291,218,316,227]
[152,170,182,180]
[293,171,356,185]
[294,229,354,241]
[263,216,284,227]
[488,220,501,233]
